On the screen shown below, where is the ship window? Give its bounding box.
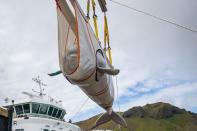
[23,104,30,113]
[60,111,65,119]
[56,110,63,118]
[48,106,54,116]
[15,105,23,115]
[32,103,40,113]
[52,108,58,117]
[39,104,49,114]
[43,129,49,131]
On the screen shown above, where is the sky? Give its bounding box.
[0,0,197,122]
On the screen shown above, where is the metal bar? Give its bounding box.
[8,106,13,131]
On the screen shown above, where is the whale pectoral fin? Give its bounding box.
[97,67,120,76]
[48,70,62,76]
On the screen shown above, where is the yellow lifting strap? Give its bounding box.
[91,0,99,40]
[104,14,109,48]
[104,13,112,64]
[86,0,100,40]
[86,0,90,19]
[93,16,99,40]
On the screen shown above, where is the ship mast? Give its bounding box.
[32,76,47,97]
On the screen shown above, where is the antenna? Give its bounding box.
[32,76,47,97]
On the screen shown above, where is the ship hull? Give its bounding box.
[12,117,80,131]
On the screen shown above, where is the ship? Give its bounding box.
[3,76,81,131]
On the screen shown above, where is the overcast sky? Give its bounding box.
[0,0,197,122]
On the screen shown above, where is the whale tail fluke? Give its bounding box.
[91,111,127,129]
[111,111,127,127]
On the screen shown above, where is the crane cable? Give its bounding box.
[115,76,121,130]
[71,97,89,120]
[108,0,197,34]
[115,76,121,113]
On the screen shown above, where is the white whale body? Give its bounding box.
[49,0,127,129]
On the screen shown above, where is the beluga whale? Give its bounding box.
[49,0,127,129]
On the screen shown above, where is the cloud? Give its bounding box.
[120,82,197,112]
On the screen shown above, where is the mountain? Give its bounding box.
[76,102,197,131]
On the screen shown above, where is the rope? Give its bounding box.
[71,97,89,120]
[115,76,121,130]
[115,76,121,113]
[108,0,197,34]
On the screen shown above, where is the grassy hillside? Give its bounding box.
[76,102,197,131]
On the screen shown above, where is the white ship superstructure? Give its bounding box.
[4,76,81,131]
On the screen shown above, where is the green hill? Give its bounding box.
[76,102,197,131]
